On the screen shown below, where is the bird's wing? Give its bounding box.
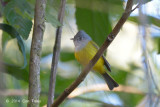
[90,41,111,72]
[102,55,111,72]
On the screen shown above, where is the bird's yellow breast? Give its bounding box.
[75,41,105,74]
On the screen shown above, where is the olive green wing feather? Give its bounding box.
[90,41,111,72]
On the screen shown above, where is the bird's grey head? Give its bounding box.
[71,30,91,47]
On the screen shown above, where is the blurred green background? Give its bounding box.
[0,0,160,107]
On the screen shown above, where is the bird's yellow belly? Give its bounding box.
[75,41,105,74]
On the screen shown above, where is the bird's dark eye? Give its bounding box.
[79,36,82,41]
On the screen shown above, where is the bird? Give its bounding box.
[71,30,119,90]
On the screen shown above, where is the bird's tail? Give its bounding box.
[102,72,119,90]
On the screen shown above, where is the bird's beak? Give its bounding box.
[70,38,74,40]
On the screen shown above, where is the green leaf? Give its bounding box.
[0,2,2,13]
[2,18,12,52]
[60,51,75,62]
[129,16,160,28]
[45,5,61,27]
[76,0,123,16]
[1,63,29,82]
[110,69,129,85]
[0,24,27,68]
[75,0,115,46]
[151,37,160,54]
[55,75,75,94]
[40,70,76,97]
[117,92,144,107]
[129,16,160,54]
[2,31,11,52]
[45,13,62,27]
[14,0,34,19]
[158,38,160,54]
[3,0,32,40]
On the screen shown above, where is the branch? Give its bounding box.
[27,0,46,107]
[130,3,141,13]
[148,63,160,93]
[0,89,28,96]
[72,97,121,107]
[0,89,48,96]
[68,84,143,98]
[138,3,153,107]
[52,0,134,106]
[47,0,66,107]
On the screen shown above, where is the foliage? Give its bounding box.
[2,0,33,40]
[0,24,27,68]
[75,0,115,46]
[0,0,160,107]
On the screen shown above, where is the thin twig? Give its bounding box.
[0,89,49,96]
[52,0,134,106]
[0,89,28,96]
[71,97,121,107]
[153,96,160,107]
[27,0,46,107]
[68,84,143,98]
[148,60,160,93]
[131,3,141,13]
[47,0,66,107]
[138,3,153,107]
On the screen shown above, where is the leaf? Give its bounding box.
[45,5,61,27]
[0,24,27,68]
[75,0,118,46]
[3,0,32,40]
[129,16,160,28]
[40,70,76,96]
[1,63,29,82]
[0,2,2,13]
[96,67,132,85]
[55,75,76,94]
[76,0,123,15]
[110,69,129,85]
[14,0,34,19]
[158,38,160,54]
[129,16,160,54]
[117,92,144,107]
[45,13,62,27]
[2,31,11,52]
[2,18,12,52]
[60,51,75,62]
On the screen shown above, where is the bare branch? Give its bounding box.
[68,84,143,98]
[138,2,155,106]
[47,0,66,107]
[72,97,121,107]
[27,0,46,107]
[148,60,160,93]
[0,89,28,96]
[52,0,134,106]
[131,3,141,13]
